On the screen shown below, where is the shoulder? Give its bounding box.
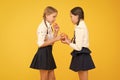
[77,20,88,31]
[79,20,87,28]
[37,20,47,32]
[75,24,84,32]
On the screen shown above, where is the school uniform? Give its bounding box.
[30,20,56,70]
[69,20,95,72]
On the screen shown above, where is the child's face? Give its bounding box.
[70,13,79,25]
[46,12,57,24]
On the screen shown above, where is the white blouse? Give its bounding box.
[70,20,89,51]
[37,20,53,47]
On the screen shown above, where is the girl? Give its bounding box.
[30,6,61,80]
[61,7,95,80]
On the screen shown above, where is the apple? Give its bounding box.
[60,33,68,41]
[53,23,59,29]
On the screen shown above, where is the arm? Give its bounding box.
[37,26,61,48]
[69,28,84,51]
[53,23,59,38]
[40,36,61,48]
[61,28,84,51]
[53,30,59,38]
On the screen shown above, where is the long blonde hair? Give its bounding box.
[43,6,58,20]
[43,6,57,33]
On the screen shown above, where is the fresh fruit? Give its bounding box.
[60,33,68,40]
[53,23,59,29]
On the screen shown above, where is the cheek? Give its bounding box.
[49,16,55,23]
[71,17,75,23]
[75,17,78,22]
[52,17,56,22]
[49,17,53,21]
[73,17,78,23]
[48,16,53,21]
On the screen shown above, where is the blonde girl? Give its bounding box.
[30,6,61,80]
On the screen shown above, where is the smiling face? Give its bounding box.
[46,12,57,24]
[70,13,79,25]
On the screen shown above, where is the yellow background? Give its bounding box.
[0,0,120,80]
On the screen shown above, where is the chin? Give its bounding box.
[72,22,76,24]
[51,21,54,24]
[71,21,75,24]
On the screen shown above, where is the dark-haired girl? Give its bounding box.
[61,7,95,80]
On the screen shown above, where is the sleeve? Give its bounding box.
[69,28,84,51]
[37,25,47,47]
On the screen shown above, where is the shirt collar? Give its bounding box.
[42,20,51,28]
[46,20,51,28]
[75,20,84,28]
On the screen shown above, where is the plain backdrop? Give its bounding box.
[0,0,120,80]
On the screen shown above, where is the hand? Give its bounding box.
[53,23,60,32]
[55,35,62,41]
[60,33,68,41]
[60,33,71,44]
[61,37,71,45]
